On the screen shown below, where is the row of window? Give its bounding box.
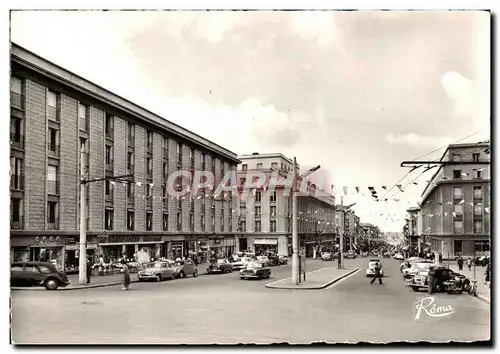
[241,162,293,172]
[238,220,277,233]
[452,169,483,179]
[453,220,485,234]
[451,153,483,163]
[452,186,484,200]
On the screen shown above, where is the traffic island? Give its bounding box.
[265,266,359,290]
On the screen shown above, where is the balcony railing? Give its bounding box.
[10,133,24,149]
[10,174,25,190]
[128,135,135,147]
[11,91,24,109]
[47,217,60,230]
[47,181,60,195]
[47,143,60,158]
[48,106,59,122]
[79,117,89,131]
[11,216,24,229]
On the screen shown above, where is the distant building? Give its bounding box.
[420,142,491,259]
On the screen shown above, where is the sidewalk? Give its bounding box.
[11,265,210,291]
[445,262,490,304]
[265,266,359,290]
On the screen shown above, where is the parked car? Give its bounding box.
[345,250,357,259]
[267,254,280,266]
[240,261,271,280]
[232,256,252,270]
[400,257,425,272]
[172,260,198,278]
[138,261,175,282]
[207,258,233,274]
[366,259,384,277]
[402,261,434,279]
[393,253,404,260]
[408,266,468,294]
[278,255,288,265]
[321,252,337,261]
[11,262,70,290]
[256,256,270,267]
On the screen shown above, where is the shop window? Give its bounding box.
[475,240,490,252]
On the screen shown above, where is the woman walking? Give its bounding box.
[121,259,131,291]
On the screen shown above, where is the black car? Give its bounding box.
[240,261,271,280]
[11,262,70,290]
[207,258,234,274]
[267,255,280,267]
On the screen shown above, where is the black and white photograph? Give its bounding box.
[6,4,492,346]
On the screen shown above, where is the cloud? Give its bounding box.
[385,133,455,148]
[289,11,342,47]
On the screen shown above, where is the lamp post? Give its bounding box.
[292,157,320,285]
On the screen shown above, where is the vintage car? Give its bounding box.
[393,253,404,260]
[138,261,175,282]
[402,261,434,279]
[278,255,288,265]
[11,262,70,290]
[345,250,357,259]
[321,252,337,261]
[171,260,198,278]
[207,258,234,274]
[256,256,271,267]
[267,254,281,266]
[400,257,424,272]
[232,256,252,270]
[366,259,384,277]
[408,266,469,294]
[240,261,271,280]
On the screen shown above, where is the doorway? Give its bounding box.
[239,238,247,252]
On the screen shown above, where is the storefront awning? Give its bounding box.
[254,238,278,245]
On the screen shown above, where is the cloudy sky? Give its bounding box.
[10,10,490,232]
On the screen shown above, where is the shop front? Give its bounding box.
[65,241,98,273]
[254,238,279,255]
[30,236,66,271]
[97,234,163,263]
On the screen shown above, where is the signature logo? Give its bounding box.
[414,296,455,320]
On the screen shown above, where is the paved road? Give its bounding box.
[11,258,490,344]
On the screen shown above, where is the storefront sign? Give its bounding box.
[254,238,278,245]
[33,236,63,247]
[147,235,162,242]
[104,235,140,244]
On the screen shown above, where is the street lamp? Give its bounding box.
[292,159,320,285]
[336,198,355,269]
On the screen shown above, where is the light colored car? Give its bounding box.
[138,261,175,282]
[366,259,384,277]
[345,250,357,259]
[232,256,251,270]
[256,256,270,267]
[402,261,433,279]
[172,260,198,278]
[393,253,404,260]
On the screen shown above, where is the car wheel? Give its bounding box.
[156,274,162,282]
[193,269,198,277]
[44,278,59,290]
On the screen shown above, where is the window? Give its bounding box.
[47,201,58,224]
[127,181,135,202]
[10,157,24,190]
[271,162,278,169]
[451,154,461,162]
[127,210,135,230]
[254,206,261,217]
[270,206,276,216]
[475,169,483,179]
[105,180,114,201]
[105,145,113,165]
[127,152,134,172]
[146,184,153,207]
[453,187,462,200]
[255,191,261,202]
[146,211,153,231]
[10,197,23,228]
[472,153,480,162]
[78,103,89,131]
[473,186,482,200]
[270,220,277,232]
[474,220,483,233]
[242,164,248,171]
[105,114,113,138]
[190,197,195,211]
[190,147,194,166]
[105,209,114,230]
[212,216,215,231]
[270,191,277,202]
[240,177,246,185]
[10,76,23,108]
[475,240,490,252]
[256,163,263,170]
[146,157,153,177]
[220,216,224,231]
[201,196,206,212]
[201,153,206,170]
[163,137,169,157]
[190,214,194,231]
[474,203,483,216]
[48,128,59,156]
[201,214,205,231]
[47,90,59,121]
[240,220,246,232]
[128,123,135,145]
[47,165,58,195]
[147,130,153,150]
[240,205,246,215]
[453,220,463,234]
[163,213,168,231]
[80,138,89,169]
[177,142,182,163]
[10,117,23,148]
[229,216,232,232]
[255,220,261,232]
[453,170,462,179]
[177,213,182,231]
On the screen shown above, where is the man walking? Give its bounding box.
[370,261,383,285]
[457,255,464,271]
[86,257,93,284]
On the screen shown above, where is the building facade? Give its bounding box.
[419,142,491,259]
[10,44,240,271]
[335,208,361,251]
[235,153,336,257]
[406,207,421,252]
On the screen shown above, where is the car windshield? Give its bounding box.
[174,262,184,267]
[246,262,263,269]
[153,263,168,269]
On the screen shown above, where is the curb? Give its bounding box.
[265,267,359,290]
[473,293,490,305]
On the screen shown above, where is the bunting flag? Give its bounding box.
[452,212,457,217]
[444,212,448,216]
[396,184,403,192]
[458,200,465,205]
[412,182,418,185]
[461,172,470,177]
[381,186,387,190]
[447,201,453,205]
[343,186,348,196]
[355,186,360,193]
[437,202,443,205]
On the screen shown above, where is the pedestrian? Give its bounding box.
[427,265,437,294]
[86,257,93,284]
[467,257,472,271]
[121,259,131,291]
[370,261,383,285]
[457,256,464,271]
[485,262,490,286]
[438,252,443,264]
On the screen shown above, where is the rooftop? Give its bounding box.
[238,152,295,166]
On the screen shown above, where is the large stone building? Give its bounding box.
[235,153,336,257]
[419,142,491,259]
[335,207,361,251]
[9,43,240,271]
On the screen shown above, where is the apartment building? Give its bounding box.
[236,153,336,257]
[335,208,361,251]
[406,207,421,251]
[419,142,491,259]
[9,43,240,271]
